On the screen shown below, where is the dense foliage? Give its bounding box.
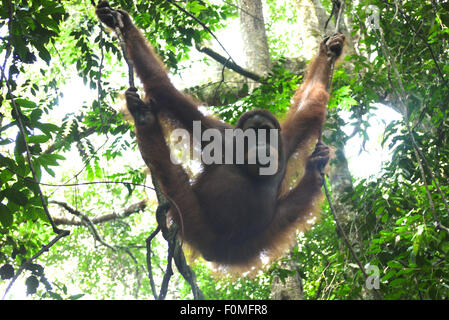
[0,0,448,299]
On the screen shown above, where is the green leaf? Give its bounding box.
[389,278,406,287]
[375,207,384,216]
[69,293,84,300]
[43,165,56,177]
[0,138,13,145]
[386,260,402,269]
[25,275,39,295]
[0,155,16,169]
[0,264,14,280]
[28,135,50,144]
[35,123,60,135]
[4,188,28,206]
[29,206,47,222]
[381,270,396,282]
[186,1,207,15]
[38,45,51,63]
[38,154,62,167]
[0,203,14,227]
[15,98,37,109]
[441,13,449,28]
[14,131,26,155]
[34,160,42,181]
[48,291,63,300]
[11,35,32,63]
[0,170,14,185]
[412,225,424,256]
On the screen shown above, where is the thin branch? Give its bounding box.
[314,261,331,300]
[97,24,106,133]
[322,175,384,299]
[324,0,338,33]
[146,226,161,300]
[51,200,116,251]
[333,0,344,34]
[172,238,204,300]
[214,56,231,96]
[150,173,204,299]
[196,45,262,82]
[51,200,147,226]
[167,0,236,66]
[9,165,200,239]
[52,199,147,297]
[158,225,177,300]
[413,145,449,217]
[7,166,157,192]
[325,0,345,92]
[114,25,135,88]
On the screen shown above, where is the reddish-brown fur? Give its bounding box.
[96,1,345,270]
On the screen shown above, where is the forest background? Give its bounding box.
[0,0,448,300]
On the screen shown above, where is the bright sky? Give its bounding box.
[342,104,402,179]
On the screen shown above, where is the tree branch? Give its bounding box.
[146,225,161,300]
[167,0,236,66]
[51,200,147,226]
[322,174,383,300]
[196,45,262,82]
[50,200,116,251]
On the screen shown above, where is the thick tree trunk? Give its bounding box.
[293,0,353,59]
[293,0,327,59]
[238,0,271,79]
